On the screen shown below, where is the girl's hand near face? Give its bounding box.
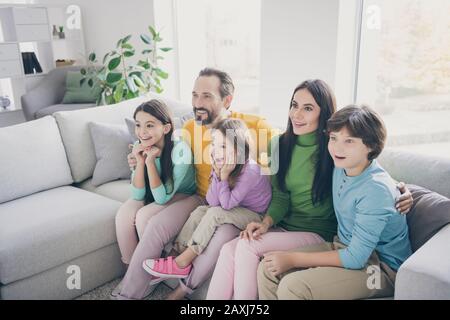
[220,162,236,181]
[144,146,161,165]
[132,143,146,165]
[210,151,222,177]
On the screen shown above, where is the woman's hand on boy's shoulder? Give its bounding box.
[396,182,413,214]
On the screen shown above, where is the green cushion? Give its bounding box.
[62,71,102,104]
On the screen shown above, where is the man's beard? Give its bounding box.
[194,107,214,125]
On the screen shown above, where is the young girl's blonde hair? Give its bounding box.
[212,118,251,189]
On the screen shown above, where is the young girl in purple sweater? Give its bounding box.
[142,118,272,279]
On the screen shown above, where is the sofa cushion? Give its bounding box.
[54,93,192,183]
[62,71,101,104]
[88,122,134,187]
[378,148,450,199]
[0,186,121,284]
[406,184,450,252]
[35,103,95,119]
[77,178,131,203]
[0,116,73,204]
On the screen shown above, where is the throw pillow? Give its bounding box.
[62,71,102,104]
[406,184,450,252]
[88,122,135,187]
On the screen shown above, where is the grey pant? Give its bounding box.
[174,205,263,255]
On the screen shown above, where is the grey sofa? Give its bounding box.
[20,66,96,121]
[0,92,449,300]
[0,93,193,300]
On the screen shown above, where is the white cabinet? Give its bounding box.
[0,60,22,78]
[13,8,48,25]
[0,43,20,61]
[0,4,86,112]
[16,24,50,42]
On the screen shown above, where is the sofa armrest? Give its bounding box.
[395,224,450,299]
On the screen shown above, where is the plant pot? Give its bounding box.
[58,31,65,39]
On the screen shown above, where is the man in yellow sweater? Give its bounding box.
[122,68,276,300]
[182,68,275,198]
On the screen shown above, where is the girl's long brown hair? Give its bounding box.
[133,99,174,205]
[212,118,251,189]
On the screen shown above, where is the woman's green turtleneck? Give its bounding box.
[267,131,337,241]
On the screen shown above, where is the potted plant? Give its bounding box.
[80,26,173,105]
[58,26,65,39]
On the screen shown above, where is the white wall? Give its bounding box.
[259,0,344,128]
[33,0,155,64]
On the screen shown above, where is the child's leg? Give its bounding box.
[206,237,240,300]
[188,206,263,255]
[134,193,188,239]
[233,230,325,299]
[115,199,144,264]
[173,205,210,253]
[257,243,395,300]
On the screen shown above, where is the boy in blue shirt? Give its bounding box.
[257,105,412,300]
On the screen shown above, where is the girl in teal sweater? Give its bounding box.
[112,99,196,298]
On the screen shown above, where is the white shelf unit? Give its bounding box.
[0,5,86,112]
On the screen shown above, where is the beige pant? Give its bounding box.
[174,205,263,255]
[257,237,396,300]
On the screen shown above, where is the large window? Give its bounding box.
[357,0,450,158]
[175,0,261,113]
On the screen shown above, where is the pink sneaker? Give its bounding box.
[142,256,192,279]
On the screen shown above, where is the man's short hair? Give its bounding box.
[327,105,387,160]
[198,68,235,99]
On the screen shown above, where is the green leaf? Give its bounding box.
[142,49,153,54]
[88,52,96,62]
[79,78,86,86]
[88,78,94,87]
[116,38,123,48]
[106,72,122,84]
[129,71,142,78]
[126,77,138,93]
[126,90,137,100]
[108,57,121,71]
[155,86,163,94]
[137,60,150,69]
[148,26,157,38]
[154,34,163,42]
[121,43,133,50]
[159,47,172,52]
[140,34,152,44]
[80,68,86,75]
[132,74,145,88]
[114,83,124,103]
[154,68,168,79]
[133,65,146,72]
[122,34,132,43]
[123,50,135,57]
